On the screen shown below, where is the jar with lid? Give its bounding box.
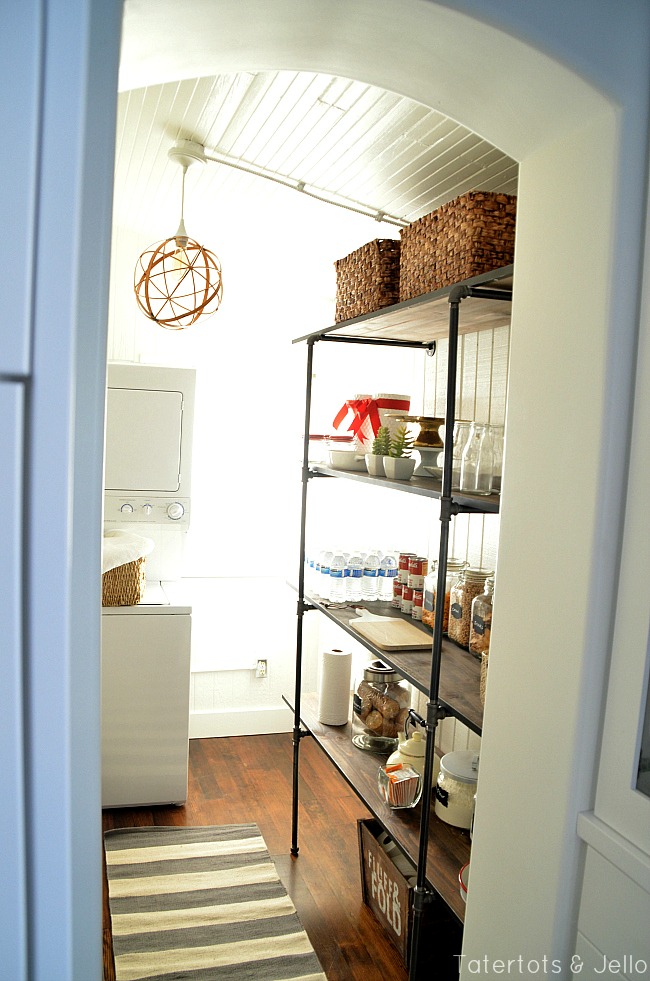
[448,567,493,647]
[469,575,494,659]
[434,750,479,829]
[352,660,411,753]
[387,726,441,786]
[422,557,467,631]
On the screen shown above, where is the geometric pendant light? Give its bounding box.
[134,141,224,329]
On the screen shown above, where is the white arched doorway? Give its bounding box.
[116,0,649,971]
[9,1,650,978]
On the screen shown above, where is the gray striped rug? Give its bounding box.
[104,823,327,981]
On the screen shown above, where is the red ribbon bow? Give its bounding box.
[332,397,410,441]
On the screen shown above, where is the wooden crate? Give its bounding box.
[399,192,516,301]
[335,238,401,322]
[357,817,461,971]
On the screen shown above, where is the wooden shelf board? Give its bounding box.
[293,266,513,345]
[309,465,500,513]
[304,597,484,734]
[288,692,471,923]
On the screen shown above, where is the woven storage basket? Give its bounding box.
[480,652,489,706]
[399,192,517,302]
[102,556,146,607]
[335,238,401,322]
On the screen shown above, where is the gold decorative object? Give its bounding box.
[134,141,223,329]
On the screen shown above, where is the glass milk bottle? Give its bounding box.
[460,423,494,495]
[451,420,472,490]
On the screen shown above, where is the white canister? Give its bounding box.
[386,730,441,786]
[434,750,479,829]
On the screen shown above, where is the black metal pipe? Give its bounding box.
[318,334,436,352]
[408,293,463,980]
[466,286,513,302]
[291,338,316,858]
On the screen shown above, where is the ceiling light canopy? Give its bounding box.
[134,141,223,329]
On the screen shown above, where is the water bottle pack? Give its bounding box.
[305,546,401,603]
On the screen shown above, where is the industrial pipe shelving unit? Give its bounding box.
[287,266,513,978]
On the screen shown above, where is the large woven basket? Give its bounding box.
[102,556,146,607]
[335,238,401,322]
[399,192,517,302]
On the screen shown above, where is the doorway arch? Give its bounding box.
[113,0,649,969]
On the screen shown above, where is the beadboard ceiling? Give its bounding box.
[113,70,518,239]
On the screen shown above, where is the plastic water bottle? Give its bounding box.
[318,549,333,599]
[346,553,364,602]
[361,550,380,602]
[378,553,398,601]
[328,550,347,602]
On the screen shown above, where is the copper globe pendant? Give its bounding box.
[134,142,223,329]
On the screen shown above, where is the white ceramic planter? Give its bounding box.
[365,453,385,476]
[383,456,416,480]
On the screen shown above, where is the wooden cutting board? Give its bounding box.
[349,617,433,650]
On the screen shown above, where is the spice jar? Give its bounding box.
[352,661,411,753]
[448,567,492,647]
[469,575,494,659]
[434,750,479,829]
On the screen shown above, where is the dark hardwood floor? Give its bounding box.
[102,732,410,981]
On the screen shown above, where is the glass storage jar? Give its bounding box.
[469,575,494,659]
[434,750,479,829]
[448,567,493,647]
[352,660,411,753]
[422,557,467,631]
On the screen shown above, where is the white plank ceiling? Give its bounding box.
[113,70,518,238]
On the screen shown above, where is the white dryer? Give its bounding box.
[101,363,196,808]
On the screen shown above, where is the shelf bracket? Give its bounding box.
[408,703,448,733]
[298,599,315,615]
[292,726,312,742]
[412,883,436,912]
[426,700,450,728]
[439,497,461,522]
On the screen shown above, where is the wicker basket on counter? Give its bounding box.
[102,556,146,607]
[399,192,517,302]
[335,238,401,322]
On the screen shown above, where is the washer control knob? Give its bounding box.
[167,501,184,521]
[120,503,134,513]
[143,503,153,515]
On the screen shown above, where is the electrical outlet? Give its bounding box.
[255,659,267,678]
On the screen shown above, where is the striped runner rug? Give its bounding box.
[104,823,327,981]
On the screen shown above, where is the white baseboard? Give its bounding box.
[189,705,293,739]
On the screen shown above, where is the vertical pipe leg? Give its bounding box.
[408,294,464,979]
[291,339,316,858]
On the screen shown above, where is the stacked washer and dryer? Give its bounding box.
[101,362,196,807]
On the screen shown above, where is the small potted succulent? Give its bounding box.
[365,425,390,476]
[383,424,416,480]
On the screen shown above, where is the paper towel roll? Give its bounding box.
[317,648,352,725]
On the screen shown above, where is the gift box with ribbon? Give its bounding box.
[332,392,411,451]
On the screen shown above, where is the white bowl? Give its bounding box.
[328,448,367,471]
